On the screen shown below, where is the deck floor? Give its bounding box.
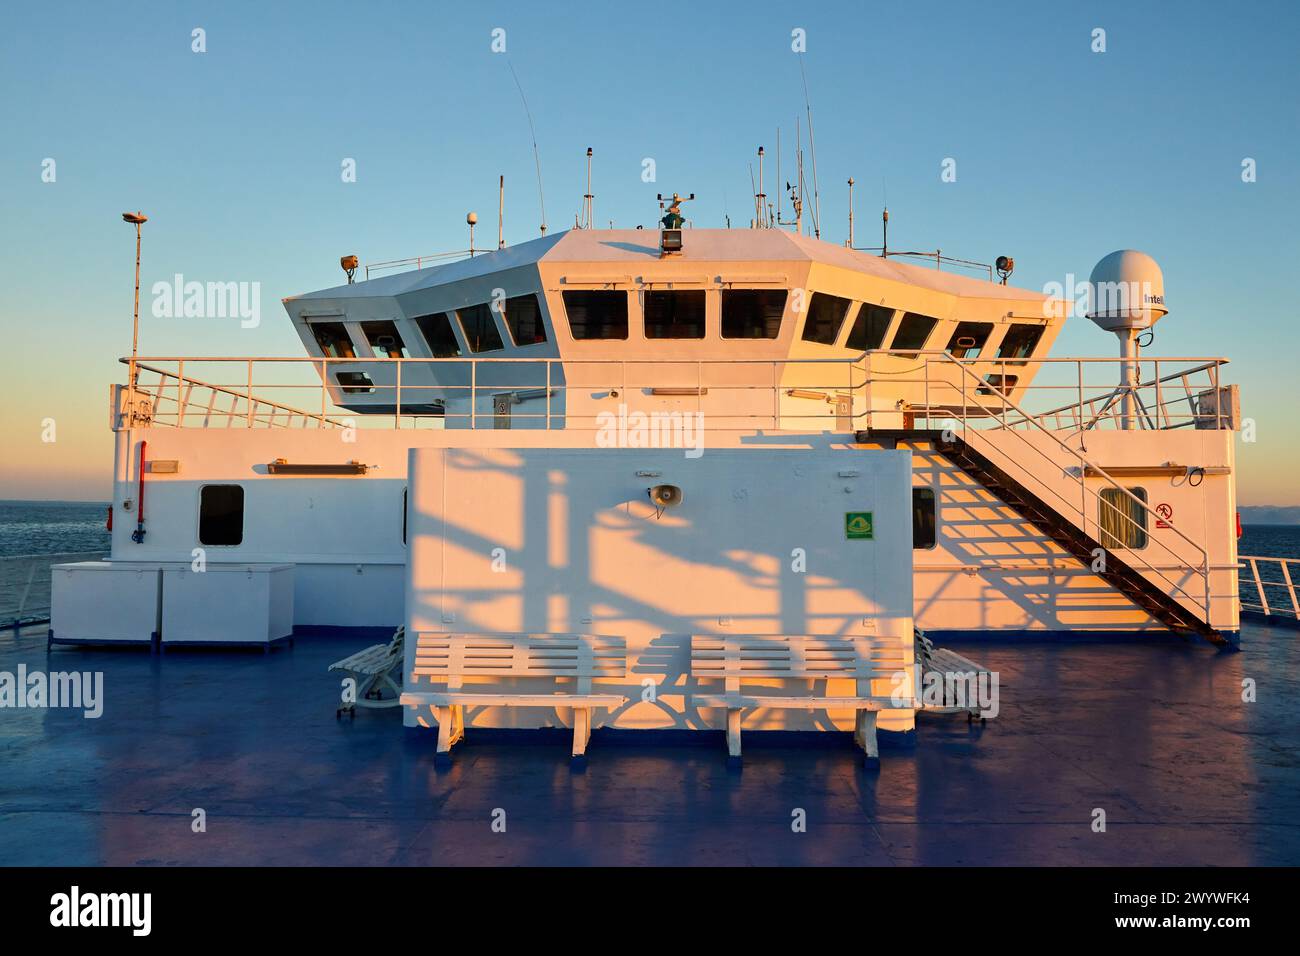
[2,624,1298,866]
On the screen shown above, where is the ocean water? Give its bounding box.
[0,499,111,558]
[1238,524,1300,561]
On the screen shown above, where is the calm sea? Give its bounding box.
[0,500,111,558]
[1238,524,1300,560]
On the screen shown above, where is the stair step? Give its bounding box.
[932,437,1218,641]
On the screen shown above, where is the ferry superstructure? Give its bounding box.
[73,217,1240,744]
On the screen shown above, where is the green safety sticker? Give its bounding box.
[845,512,874,540]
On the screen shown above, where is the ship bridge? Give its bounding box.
[281,228,1066,431]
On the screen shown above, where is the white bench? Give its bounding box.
[690,634,916,768]
[399,633,627,766]
[919,636,994,723]
[329,627,404,716]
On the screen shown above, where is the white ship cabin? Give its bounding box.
[282,228,1065,430]
[86,224,1242,749]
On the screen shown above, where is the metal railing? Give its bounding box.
[1,551,109,628]
[1239,556,1300,622]
[364,249,476,281]
[899,352,1215,625]
[852,248,995,281]
[865,353,1229,432]
[119,353,1232,434]
[127,361,348,429]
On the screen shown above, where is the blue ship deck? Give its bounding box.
[2,623,1297,866]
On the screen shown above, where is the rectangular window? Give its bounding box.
[644,290,706,339]
[1099,487,1149,550]
[456,303,505,353]
[310,321,356,358]
[413,313,462,358]
[721,289,786,339]
[501,294,548,346]
[946,321,993,359]
[562,290,628,340]
[846,303,895,351]
[997,323,1044,360]
[360,320,407,358]
[912,487,937,550]
[199,485,244,546]
[801,292,852,345]
[889,312,939,350]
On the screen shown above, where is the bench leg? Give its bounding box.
[571,708,592,770]
[726,708,743,768]
[434,705,465,766]
[855,710,880,770]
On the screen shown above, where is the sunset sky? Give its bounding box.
[2,0,1297,503]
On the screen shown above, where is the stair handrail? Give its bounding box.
[918,352,1213,625]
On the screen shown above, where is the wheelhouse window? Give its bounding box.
[846,303,894,351]
[457,303,505,353]
[501,294,548,346]
[644,290,706,339]
[912,487,937,550]
[1099,487,1149,550]
[199,485,244,546]
[801,292,852,345]
[562,290,628,340]
[721,289,786,339]
[310,321,356,358]
[997,323,1044,360]
[889,312,939,351]
[360,320,408,358]
[946,321,993,359]
[413,313,462,358]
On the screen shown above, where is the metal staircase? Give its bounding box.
[868,427,1224,645]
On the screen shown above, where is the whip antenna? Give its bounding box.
[798,55,821,239]
[507,59,548,236]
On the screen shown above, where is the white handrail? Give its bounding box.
[914,351,1214,625]
[1239,555,1300,622]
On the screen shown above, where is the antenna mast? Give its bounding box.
[582,147,594,229]
[498,175,505,248]
[798,56,821,239]
[755,146,766,227]
[846,177,854,247]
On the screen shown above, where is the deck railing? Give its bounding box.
[119,353,1231,433]
[0,551,109,628]
[1239,556,1300,623]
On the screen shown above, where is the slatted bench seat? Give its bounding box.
[328,626,404,716]
[690,634,916,769]
[399,633,627,767]
[920,641,995,722]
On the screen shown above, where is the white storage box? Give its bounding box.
[50,561,161,647]
[160,564,294,650]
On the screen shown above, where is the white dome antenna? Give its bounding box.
[1085,250,1168,430]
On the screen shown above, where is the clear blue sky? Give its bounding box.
[2,0,1297,502]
